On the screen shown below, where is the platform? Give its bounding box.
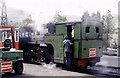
[96,55,120,68]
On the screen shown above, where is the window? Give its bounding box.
[95,27,99,33]
[2,31,12,42]
[86,27,90,33]
[7,32,12,39]
[0,31,2,41]
[15,30,19,42]
[2,32,7,41]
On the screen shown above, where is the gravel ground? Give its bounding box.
[22,63,92,76]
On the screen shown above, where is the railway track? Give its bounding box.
[87,65,120,77]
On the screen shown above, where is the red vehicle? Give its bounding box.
[0,26,19,50]
[0,26,23,76]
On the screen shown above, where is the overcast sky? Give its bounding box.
[5,0,119,26]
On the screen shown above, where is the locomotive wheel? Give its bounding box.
[45,58,51,64]
[40,57,45,62]
[14,61,23,75]
[43,44,54,64]
[41,55,50,64]
[78,66,87,72]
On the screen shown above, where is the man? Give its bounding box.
[63,36,73,68]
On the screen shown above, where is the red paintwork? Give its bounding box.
[0,25,15,28]
[1,62,12,73]
[77,58,97,67]
[77,59,87,67]
[15,42,19,50]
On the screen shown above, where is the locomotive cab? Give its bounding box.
[45,19,103,68]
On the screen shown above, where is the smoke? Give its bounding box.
[41,63,56,69]
[81,11,103,27]
[33,12,54,34]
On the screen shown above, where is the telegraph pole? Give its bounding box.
[118,2,120,68]
[118,2,120,57]
[1,0,8,25]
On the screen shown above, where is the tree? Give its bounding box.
[53,11,67,22]
[16,15,34,27]
[81,11,90,21]
[81,11,101,22]
[102,10,116,49]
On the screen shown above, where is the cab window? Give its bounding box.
[2,31,12,42]
[86,27,90,33]
[95,27,99,33]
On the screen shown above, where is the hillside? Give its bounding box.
[0,7,30,25]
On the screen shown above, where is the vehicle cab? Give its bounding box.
[0,26,19,50]
[0,26,23,76]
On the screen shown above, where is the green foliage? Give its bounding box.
[53,11,67,22]
[112,42,118,49]
[102,10,117,48]
[22,17,33,26]
[16,15,34,27]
